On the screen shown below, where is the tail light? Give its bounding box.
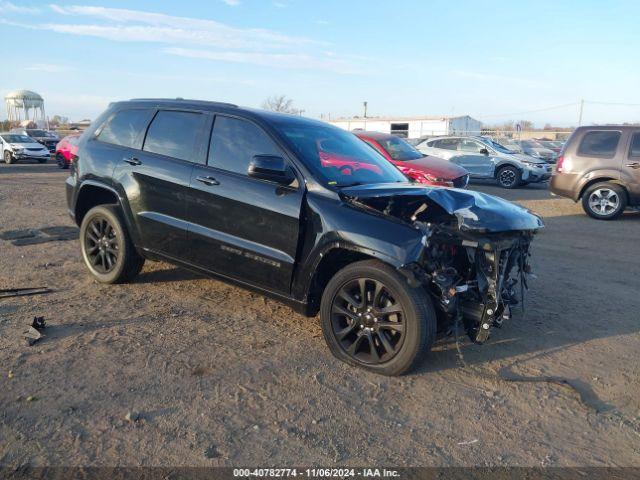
[555,155,564,173]
[70,155,79,177]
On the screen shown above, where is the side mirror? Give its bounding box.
[248,155,295,185]
[479,148,489,155]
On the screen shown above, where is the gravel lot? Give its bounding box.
[1,162,639,467]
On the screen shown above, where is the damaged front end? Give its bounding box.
[341,184,544,343]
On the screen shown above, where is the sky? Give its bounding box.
[1,0,639,127]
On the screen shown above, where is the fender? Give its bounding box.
[574,168,623,201]
[291,234,425,305]
[75,179,144,250]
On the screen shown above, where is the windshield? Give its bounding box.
[26,129,48,137]
[521,140,544,148]
[275,121,407,187]
[376,136,423,161]
[485,139,514,154]
[1,134,34,143]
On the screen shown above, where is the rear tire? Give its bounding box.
[4,151,15,164]
[320,260,436,376]
[582,182,627,220]
[56,154,67,169]
[496,165,521,189]
[79,205,145,283]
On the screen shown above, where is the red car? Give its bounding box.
[353,131,469,188]
[55,134,80,169]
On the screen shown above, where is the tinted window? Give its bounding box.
[578,131,621,157]
[629,133,640,157]
[98,109,151,149]
[436,138,460,150]
[209,116,281,174]
[143,110,206,162]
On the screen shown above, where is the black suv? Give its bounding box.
[66,99,543,375]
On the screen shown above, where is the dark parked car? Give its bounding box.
[66,99,543,375]
[550,126,640,220]
[10,128,59,153]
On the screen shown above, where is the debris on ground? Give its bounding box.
[23,316,47,346]
[26,396,36,402]
[32,316,46,330]
[203,445,220,459]
[24,326,43,346]
[457,439,479,446]
[0,287,52,299]
[125,411,141,423]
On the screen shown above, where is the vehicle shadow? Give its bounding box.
[414,211,640,376]
[134,266,205,284]
[0,162,59,175]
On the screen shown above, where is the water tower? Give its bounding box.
[5,89,47,127]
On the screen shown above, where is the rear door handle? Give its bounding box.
[625,162,640,169]
[195,175,220,186]
[123,156,142,166]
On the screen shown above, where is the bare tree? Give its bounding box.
[261,95,300,114]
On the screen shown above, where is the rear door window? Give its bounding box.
[628,133,640,157]
[208,116,281,175]
[97,109,152,149]
[143,110,207,162]
[577,131,621,157]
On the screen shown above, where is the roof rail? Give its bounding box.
[129,98,238,108]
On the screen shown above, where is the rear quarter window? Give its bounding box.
[628,133,640,157]
[577,131,621,157]
[96,109,152,149]
[143,110,207,162]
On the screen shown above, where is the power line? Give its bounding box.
[585,101,640,107]
[477,102,579,119]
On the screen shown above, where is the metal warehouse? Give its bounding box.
[328,115,482,139]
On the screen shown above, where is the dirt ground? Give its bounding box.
[1,162,639,467]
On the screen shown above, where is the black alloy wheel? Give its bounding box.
[79,205,145,283]
[320,260,436,376]
[84,215,120,274]
[330,277,406,364]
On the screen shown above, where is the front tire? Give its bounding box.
[582,182,627,220]
[79,205,145,283]
[4,151,15,164]
[496,165,521,189]
[320,260,436,376]
[38,157,48,164]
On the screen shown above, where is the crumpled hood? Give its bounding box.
[340,183,544,233]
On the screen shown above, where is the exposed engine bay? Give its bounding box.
[341,185,544,343]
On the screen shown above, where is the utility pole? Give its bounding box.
[363,101,368,118]
[578,99,584,126]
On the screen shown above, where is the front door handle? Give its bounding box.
[625,162,640,169]
[123,156,142,166]
[196,175,220,186]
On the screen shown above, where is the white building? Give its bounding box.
[328,115,482,139]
